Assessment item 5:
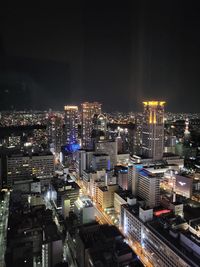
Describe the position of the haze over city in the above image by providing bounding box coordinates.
[1,1,200,112]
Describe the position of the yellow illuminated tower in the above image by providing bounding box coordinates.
[81,102,102,148]
[142,101,165,160]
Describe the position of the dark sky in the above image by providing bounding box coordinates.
[0,1,200,112]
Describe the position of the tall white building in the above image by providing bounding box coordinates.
[137,169,160,208]
[142,101,165,160]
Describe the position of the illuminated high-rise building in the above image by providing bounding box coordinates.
[64,105,79,145]
[142,101,165,160]
[48,114,63,154]
[93,113,107,133]
[81,102,101,148]
[184,118,190,142]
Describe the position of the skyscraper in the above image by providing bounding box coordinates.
[64,105,79,145]
[81,102,101,148]
[93,113,107,133]
[142,101,165,160]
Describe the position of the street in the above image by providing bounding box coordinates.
[76,178,153,267]
[0,191,10,267]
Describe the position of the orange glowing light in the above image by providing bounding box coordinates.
[153,111,156,124]
[143,101,166,107]
[149,111,152,123]
[64,105,78,110]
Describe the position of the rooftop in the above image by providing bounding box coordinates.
[147,220,200,267]
[116,189,135,201]
[8,151,53,158]
[52,177,80,192]
[122,203,140,216]
[79,224,123,248]
[75,196,93,208]
[93,153,109,157]
[138,169,156,178]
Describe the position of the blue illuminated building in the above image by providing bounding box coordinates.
[64,143,80,153]
[64,105,79,145]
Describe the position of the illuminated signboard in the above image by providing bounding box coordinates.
[64,143,80,153]
[175,174,193,198]
[154,209,171,217]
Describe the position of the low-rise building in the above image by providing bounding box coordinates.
[97,184,119,209]
[74,196,95,224]
[50,177,80,218]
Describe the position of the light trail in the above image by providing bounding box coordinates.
[76,178,153,267]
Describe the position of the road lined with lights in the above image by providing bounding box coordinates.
[0,191,10,267]
[94,201,153,267]
[76,178,153,267]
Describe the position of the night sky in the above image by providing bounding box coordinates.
[0,1,200,112]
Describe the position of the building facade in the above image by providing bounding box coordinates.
[64,105,79,145]
[137,169,160,208]
[142,101,165,160]
[81,102,101,148]
[6,153,54,186]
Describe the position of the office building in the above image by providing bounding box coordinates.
[117,165,128,190]
[81,102,101,148]
[95,139,117,168]
[93,113,107,132]
[116,165,135,191]
[137,169,160,208]
[63,105,79,145]
[75,149,95,177]
[74,196,95,224]
[75,150,86,177]
[131,163,143,195]
[42,238,62,267]
[142,101,165,160]
[121,203,144,243]
[134,113,143,155]
[50,178,80,217]
[97,184,119,209]
[47,114,64,155]
[91,153,110,171]
[114,190,136,214]
[164,135,177,154]
[120,200,200,267]
[86,170,106,200]
[143,220,200,267]
[6,152,54,186]
[82,169,106,194]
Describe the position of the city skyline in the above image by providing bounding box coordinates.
[1,2,200,267]
[1,97,200,267]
